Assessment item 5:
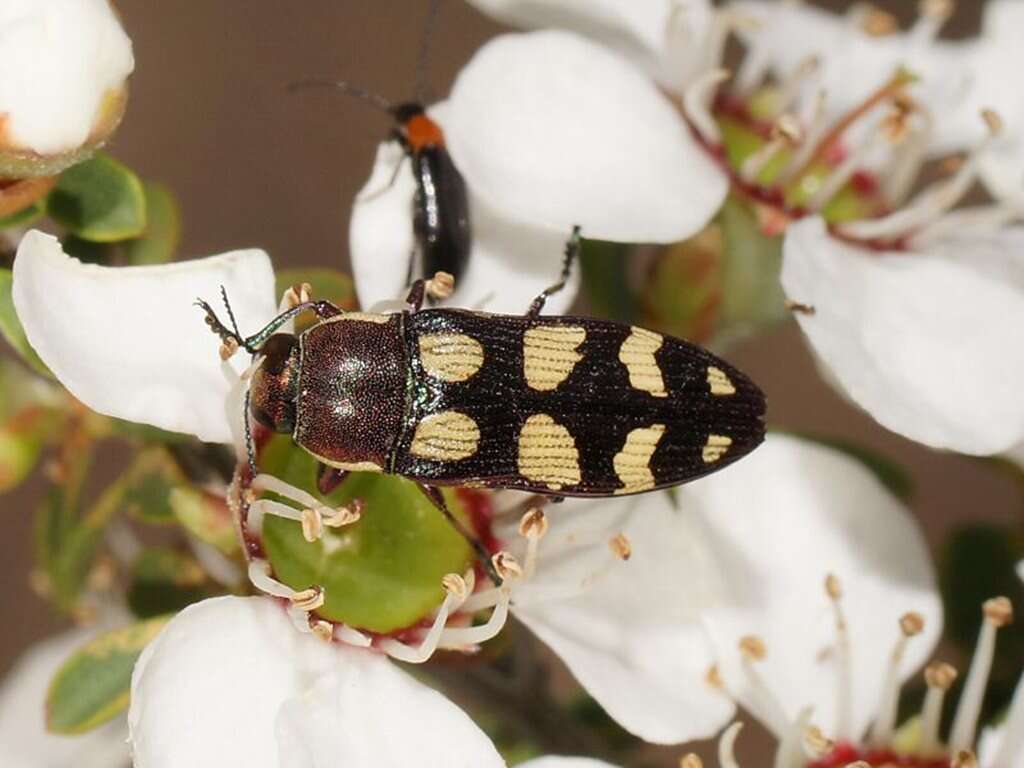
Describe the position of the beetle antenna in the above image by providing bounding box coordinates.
[195,295,255,355]
[220,286,244,341]
[287,78,394,115]
[414,0,443,105]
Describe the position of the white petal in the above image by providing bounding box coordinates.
[511,493,734,745]
[0,628,128,768]
[350,132,580,315]
[13,230,277,443]
[445,31,726,243]
[781,217,1024,455]
[698,435,940,740]
[129,596,501,768]
[730,1,977,152]
[275,653,503,768]
[0,0,134,154]
[518,758,619,768]
[465,0,670,64]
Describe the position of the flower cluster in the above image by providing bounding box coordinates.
[1,1,1023,767]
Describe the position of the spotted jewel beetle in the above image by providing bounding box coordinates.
[198,230,766,585]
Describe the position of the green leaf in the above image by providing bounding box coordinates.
[124,183,181,265]
[579,239,636,323]
[47,616,169,734]
[128,548,218,618]
[260,435,472,633]
[47,153,147,242]
[0,268,53,377]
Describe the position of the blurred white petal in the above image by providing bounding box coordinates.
[445,31,727,243]
[350,135,579,315]
[781,217,1024,455]
[511,493,734,745]
[0,0,133,154]
[699,434,940,740]
[129,596,502,768]
[12,230,276,443]
[0,628,128,768]
[518,758,619,768]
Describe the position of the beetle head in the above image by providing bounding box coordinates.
[250,333,300,434]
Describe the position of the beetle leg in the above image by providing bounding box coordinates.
[406,279,427,311]
[417,484,504,586]
[316,463,349,495]
[526,225,581,318]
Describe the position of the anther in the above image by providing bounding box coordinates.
[492,551,523,581]
[860,7,898,36]
[706,664,725,689]
[679,754,704,768]
[900,611,925,636]
[219,337,239,361]
[825,572,842,600]
[426,271,455,300]
[740,635,766,661]
[442,572,469,601]
[518,508,548,540]
[609,532,632,561]
[291,586,325,612]
[804,725,834,759]
[925,661,957,689]
[301,508,323,542]
[983,596,1013,626]
[845,762,872,768]
[283,282,313,309]
[311,620,334,643]
[920,0,953,21]
[952,750,978,768]
[785,299,816,315]
[982,108,1004,137]
[323,501,363,528]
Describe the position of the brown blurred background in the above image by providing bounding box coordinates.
[0,0,1016,764]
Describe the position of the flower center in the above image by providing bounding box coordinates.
[702,575,1019,768]
[677,2,1018,252]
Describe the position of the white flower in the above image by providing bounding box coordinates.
[0,0,133,158]
[10,232,938,748]
[0,628,128,768]
[127,596,504,768]
[349,29,727,313]
[497,433,939,745]
[471,0,1024,455]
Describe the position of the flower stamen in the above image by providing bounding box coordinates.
[379,571,471,663]
[949,596,1013,751]
[825,573,853,741]
[869,610,925,746]
[685,68,732,145]
[920,661,958,754]
[738,635,791,737]
[719,722,744,768]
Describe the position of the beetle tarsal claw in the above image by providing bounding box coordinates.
[291,586,325,612]
[426,271,455,300]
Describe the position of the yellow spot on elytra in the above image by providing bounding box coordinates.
[702,434,732,464]
[517,414,581,490]
[619,327,667,398]
[419,333,484,382]
[613,424,666,495]
[523,325,586,391]
[323,312,390,325]
[707,366,736,396]
[410,411,481,461]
